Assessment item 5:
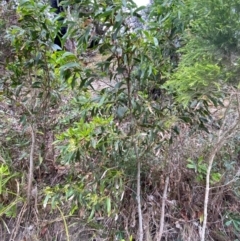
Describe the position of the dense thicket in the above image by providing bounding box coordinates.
[0,0,240,240]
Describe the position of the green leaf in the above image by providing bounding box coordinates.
[31,81,42,88]
[153,37,158,46]
[91,138,97,149]
[106,197,111,216]
[211,172,221,184]
[233,221,240,231]
[88,207,95,220]
[186,163,195,169]
[43,194,51,209]
[225,220,232,226]
[116,106,127,119]
[60,62,80,70]
[62,52,76,58]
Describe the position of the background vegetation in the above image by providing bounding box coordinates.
[0,0,240,240]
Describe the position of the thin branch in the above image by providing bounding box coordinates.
[157,175,169,241]
[10,203,27,241]
[27,124,35,204]
[201,92,240,241]
[135,142,143,241]
[57,205,70,241]
[125,54,143,241]
[209,177,240,190]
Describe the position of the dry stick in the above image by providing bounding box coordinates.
[27,125,35,204]
[10,203,27,241]
[201,94,240,241]
[157,175,169,241]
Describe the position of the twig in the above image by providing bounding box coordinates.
[209,176,240,190]
[10,202,27,241]
[157,176,169,241]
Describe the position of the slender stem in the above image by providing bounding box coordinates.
[135,142,143,241]
[201,94,239,240]
[126,76,143,241]
[57,205,70,241]
[157,176,169,241]
[27,124,35,204]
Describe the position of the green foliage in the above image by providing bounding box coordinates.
[225,212,240,234]
[4,0,63,112]
[0,164,20,218]
[56,115,117,163]
[46,1,185,235]
[166,62,221,106]
[43,167,124,220]
[184,0,240,54]
[1,0,240,239]
[164,0,240,106]
[0,164,16,195]
[1,0,77,217]
[187,157,221,184]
